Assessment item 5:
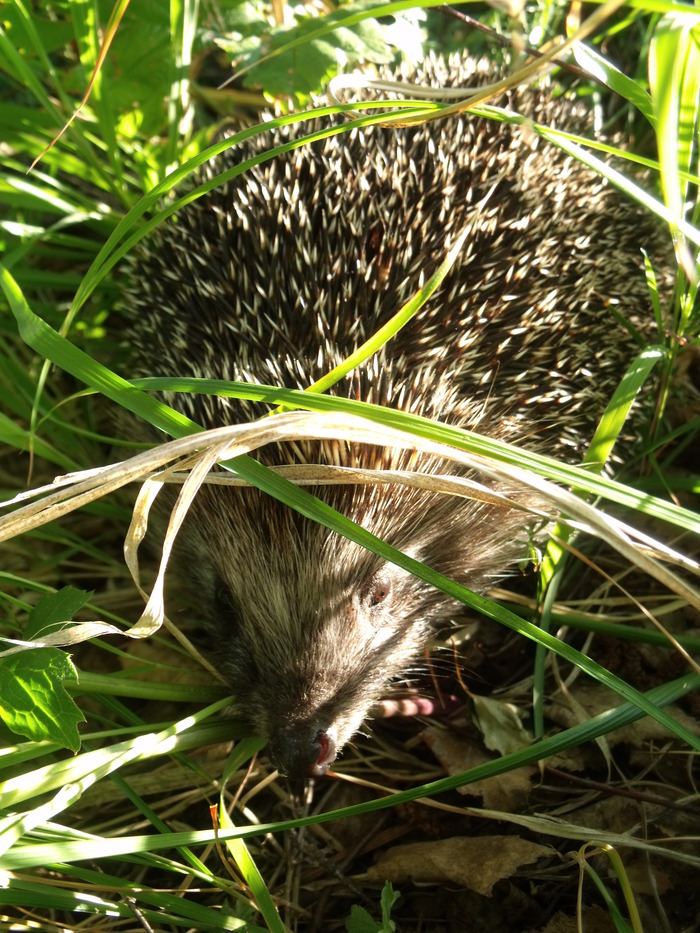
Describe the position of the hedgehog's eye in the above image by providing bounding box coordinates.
[365,574,392,609]
[213,580,241,630]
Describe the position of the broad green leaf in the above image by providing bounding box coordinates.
[0,647,83,750]
[25,586,92,639]
[228,3,419,102]
[346,904,381,933]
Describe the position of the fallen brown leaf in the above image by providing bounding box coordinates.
[422,726,533,811]
[367,835,551,895]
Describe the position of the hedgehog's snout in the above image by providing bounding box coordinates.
[267,725,338,778]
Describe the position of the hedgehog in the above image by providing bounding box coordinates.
[122,54,663,777]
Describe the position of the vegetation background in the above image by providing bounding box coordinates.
[0,0,698,931]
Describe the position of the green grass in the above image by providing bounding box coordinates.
[0,1,699,930]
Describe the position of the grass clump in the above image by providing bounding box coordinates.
[0,1,698,931]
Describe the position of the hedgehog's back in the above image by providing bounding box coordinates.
[124,55,661,468]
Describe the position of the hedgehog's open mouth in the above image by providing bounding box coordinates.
[310,729,337,777]
[267,725,338,777]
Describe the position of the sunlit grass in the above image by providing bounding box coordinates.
[0,0,698,930]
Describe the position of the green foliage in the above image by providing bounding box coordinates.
[346,883,400,932]
[0,588,88,750]
[0,647,82,750]
[23,585,92,641]
[0,0,698,930]
[214,0,419,103]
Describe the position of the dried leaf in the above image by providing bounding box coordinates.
[542,906,616,933]
[547,683,700,747]
[422,727,533,811]
[471,694,533,755]
[368,835,550,895]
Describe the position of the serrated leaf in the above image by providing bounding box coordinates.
[0,648,83,750]
[238,3,418,102]
[253,38,339,102]
[25,586,92,640]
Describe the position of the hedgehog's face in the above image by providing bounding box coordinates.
[178,470,527,777]
[183,488,434,777]
[204,545,429,777]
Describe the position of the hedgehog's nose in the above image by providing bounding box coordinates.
[267,726,337,777]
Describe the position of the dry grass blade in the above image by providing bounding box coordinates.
[1,410,698,657]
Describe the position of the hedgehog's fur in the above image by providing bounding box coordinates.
[123,54,662,776]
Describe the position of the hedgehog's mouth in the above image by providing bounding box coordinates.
[310,729,337,777]
[267,725,338,778]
